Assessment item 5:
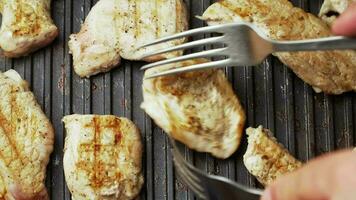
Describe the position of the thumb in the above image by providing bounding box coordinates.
[332,3,356,36]
[260,150,356,200]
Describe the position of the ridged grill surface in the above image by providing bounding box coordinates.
[0,0,354,199]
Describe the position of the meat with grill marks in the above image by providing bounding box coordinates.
[0,69,54,200]
[0,0,58,57]
[63,115,143,200]
[69,0,188,78]
[202,0,356,94]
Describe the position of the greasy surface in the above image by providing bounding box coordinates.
[1,0,356,199]
[63,115,143,200]
[141,59,245,159]
[68,0,188,77]
[319,0,356,25]
[0,70,54,199]
[202,0,356,94]
[244,126,302,186]
[0,0,58,57]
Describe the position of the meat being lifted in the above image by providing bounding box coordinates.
[0,70,54,199]
[69,0,188,78]
[141,59,246,159]
[202,0,356,94]
[0,0,58,57]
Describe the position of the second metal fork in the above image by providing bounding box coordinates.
[169,136,263,200]
[139,22,356,78]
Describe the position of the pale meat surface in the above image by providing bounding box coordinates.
[141,59,246,159]
[69,0,188,78]
[0,0,58,57]
[319,0,356,25]
[0,70,54,199]
[202,0,356,94]
[244,126,302,186]
[63,115,143,200]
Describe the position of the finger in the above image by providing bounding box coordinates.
[332,3,356,36]
[261,150,356,200]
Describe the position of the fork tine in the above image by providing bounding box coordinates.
[140,47,227,70]
[144,59,230,79]
[169,137,207,198]
[171,148,202,184]
[174,161,207,199]
[137,25,227,49]
[171,147,207,199]
[173,158,204,191]
[140,36,225,60]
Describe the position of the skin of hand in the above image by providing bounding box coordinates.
[260,150,356,200]
[332,3,356,36]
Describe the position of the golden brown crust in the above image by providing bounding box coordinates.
[63,115,143,200]
[0,70,54,200]
[244,126,302,186]
[202,0,356,94]
[141,59,246,159]
[0,0,58,57]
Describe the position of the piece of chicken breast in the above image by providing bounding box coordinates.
[63,115,144,200]
[0,69,54,199]
[0,0,58,57]
[69,0,188,78]
[141,59,246,159]
[319,0,356,25]
[244,126,302,186]
[202,0,356,94]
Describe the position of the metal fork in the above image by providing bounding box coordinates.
[168,136,263,200]
[139,22,356,79]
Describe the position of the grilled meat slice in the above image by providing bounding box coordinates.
[244,126,302,186]
[141,59,246,159]
[63,115,144,200]
[319,0,356,25]
[68,0,121,78]
[202,0,356,94]
[69,0,188,78]
[0,0,58,57]
[0,69,54,199]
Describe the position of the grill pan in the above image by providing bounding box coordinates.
[0,0,355,199]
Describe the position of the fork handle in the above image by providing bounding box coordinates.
[272,36,356,52]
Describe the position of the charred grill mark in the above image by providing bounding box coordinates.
[218,0,251,18]
[153,0,159,38]
[175,0,179,39]
[0,151,7,197]
[133,0,139,40]
[10,94,28,165]
[0,93,24,167]
[106,117,121,129]
[76,117,123,190]
[0,92,27,195]
[92,116,100,188]
[115,133,122,144]
[172,0,186,48]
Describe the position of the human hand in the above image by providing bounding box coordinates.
[332,3,356,36]
[260,150,356,200]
